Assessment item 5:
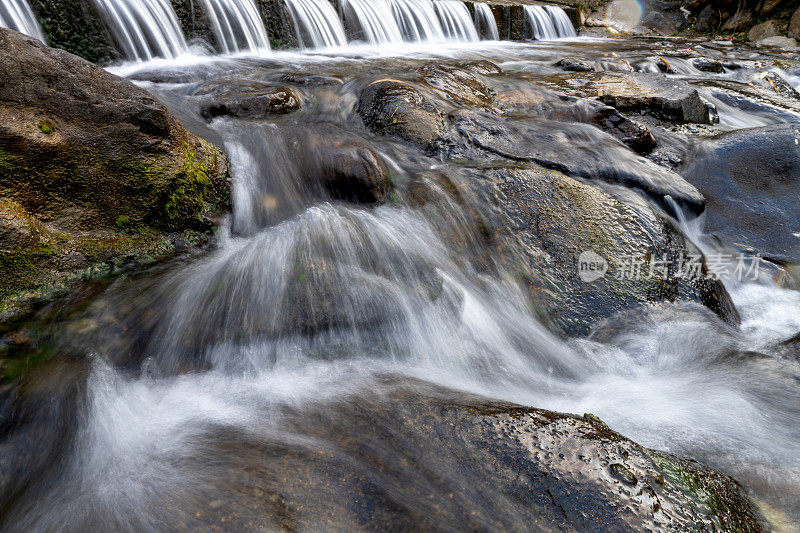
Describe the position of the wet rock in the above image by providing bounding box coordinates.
[590,107,657,154]
[200,85,301,120]
[0,29,229,319]
[596,57,634,72]
[447,110,704,213]
[300,126,392,204]
[556,57,595,72]
[596,73,712,124]
[169,380,765,531]
[681,124,800,263]
[748,19,783,42]
[419,64,495,108]
[755,36,798,49]
[436,165,737,336]
[357,79,446,149]
[757,72,800,99]
[454,59,502,75]
[610,463,638,485]
[692,57,724,73]
[280,74,343,85]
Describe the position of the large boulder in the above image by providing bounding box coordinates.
[0,29,229,319]
[791,7,800,39]
[426,165,737,336]
[748,19,783,42]
[681,124,800,263]
[596,73,712,124]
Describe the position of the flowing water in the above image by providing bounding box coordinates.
[284,0,347,49]
[473,2,499,41]
[91,0,188,60]
[200,0,270,53]
[523,5,576,40]
[0,0,44,41]
[3,36,800,531]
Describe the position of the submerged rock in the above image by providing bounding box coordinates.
[436,165,737,336]
[596,73,712,124]
[299,126,392,204]
[133,380,765,531]
[681,124,800,263]
[357,79,446,149]
[199,84,302,120]
[0,29,229,320]
[419,63,495,108]
[446,110,704,213]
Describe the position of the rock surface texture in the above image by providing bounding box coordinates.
[0,29,229,319]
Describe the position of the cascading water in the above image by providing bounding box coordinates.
[340,0,404,44]
[91,0,187,61]
[389,0,444,42]
[473,2,499,40]
[0,0,45,41]
[284,0,347,48]
[200,0,270,53]
[523,5,576,40]
[433,0,479,42]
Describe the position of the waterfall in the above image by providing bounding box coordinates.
[284,0,347,49]
[200,0,270,53]
[473,2,498,40]
[341,0,404,44]
[0,0,45,41]
[433,0,478,42]
[388,0,444,42]
[523,5,575,40]
[91,0,188,61]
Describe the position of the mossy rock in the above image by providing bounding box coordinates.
[0,29,230,322]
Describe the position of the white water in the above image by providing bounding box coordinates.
[524,5,576,40]
[341,0,404,44]
[201,0,270,53]
[285,0,347,48]
[473,2,498,41]
[389,0,444,42]
[0,0,45,41]
[433,0,478,42]
[91,0,187,61]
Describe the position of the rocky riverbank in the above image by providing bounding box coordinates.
[1,11,799,531]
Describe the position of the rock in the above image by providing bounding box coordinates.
[435,165,737,336]
[681,124,800,263]
[199,84,301,120]
[693,4,714,33]
[756,36,798,49]
[419,64,495,108]
[721,8,753,32]
[357,79,446,149]
[447,110,705,213]
[596,57,634,72]
[590,107,658,154]
[692,57,724,73]
[757,71,800,99]
[280,74,343,85]
[454,59,502,75]
[748,19,783,42]
[0,29,229,319]
[557,57,595,72]
[790,7,800,39]
[299,126,392,204]
[596,73,712,124]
